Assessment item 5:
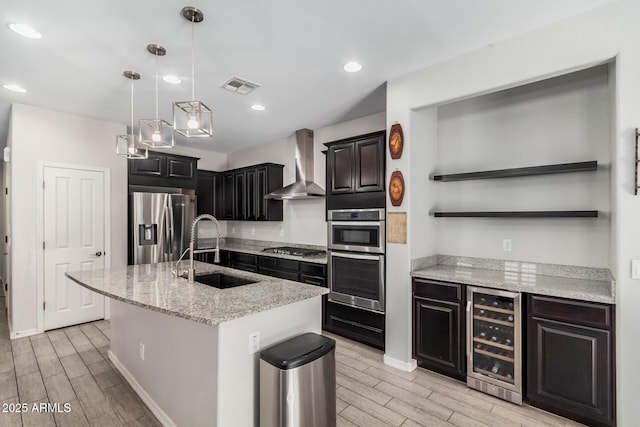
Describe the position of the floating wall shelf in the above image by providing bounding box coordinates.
[432,211,599,218]
[432,161,597,182]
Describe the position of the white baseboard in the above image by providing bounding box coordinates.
[11,328,38,339]
[108,351,176,427]
[383,354,418,372]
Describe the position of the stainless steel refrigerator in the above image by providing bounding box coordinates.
[130,192,196,265]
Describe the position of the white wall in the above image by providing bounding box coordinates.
[225,112,386,245]
[8,104,128,336]
[435,65,611,266]
[386,1,640,423]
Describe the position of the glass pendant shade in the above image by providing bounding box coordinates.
[173,100,212,137]
[116,70,148,159]
[116,134,148,159]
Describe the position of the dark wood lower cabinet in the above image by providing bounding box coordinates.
[527,295,615,427]
[412,279,466,381]
[324,301,385,350]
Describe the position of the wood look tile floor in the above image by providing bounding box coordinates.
[0,296,583,427]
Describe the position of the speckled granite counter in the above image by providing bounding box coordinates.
[197,238,328,264]
[66,261,328,325]
[411,256,615,304]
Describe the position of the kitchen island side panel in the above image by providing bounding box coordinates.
[217,296,322,427]
[110,300,219,427]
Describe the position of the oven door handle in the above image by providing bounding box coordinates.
[330,251,383,261]
[328,221,384,227]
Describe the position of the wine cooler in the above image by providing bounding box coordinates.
[467,286,522,405]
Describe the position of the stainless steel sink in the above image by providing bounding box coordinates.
[194,273,256,289]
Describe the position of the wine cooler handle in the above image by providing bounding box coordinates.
[466,300,472,358]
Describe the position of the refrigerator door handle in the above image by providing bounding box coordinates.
[167,197,175,257]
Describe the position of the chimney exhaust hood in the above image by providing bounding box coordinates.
[265,128,326,200]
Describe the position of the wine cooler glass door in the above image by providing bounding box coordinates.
[467,287,521,393]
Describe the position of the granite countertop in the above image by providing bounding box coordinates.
[197,238,328,265]
[412,258,615,304]
[66,261,328,326]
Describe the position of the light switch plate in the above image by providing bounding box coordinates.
[503,239,512,252]
[632,260,640,279]
[248,331,260,354]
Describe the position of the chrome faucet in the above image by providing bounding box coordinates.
[174,214,221,283]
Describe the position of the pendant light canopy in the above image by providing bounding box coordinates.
[116,71,148,159]
[173,6,213,138]
[139,44,174,148]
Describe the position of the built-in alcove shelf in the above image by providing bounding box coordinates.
[432,161,597,182]
[432,210,598,218]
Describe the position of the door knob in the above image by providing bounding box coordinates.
[94,251,102,257]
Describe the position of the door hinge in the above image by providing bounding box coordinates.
[42,181,45,189]
[43,241,45,250]
[43,302,45,310]
[4,188,7,195]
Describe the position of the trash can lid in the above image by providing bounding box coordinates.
[260,333,336,370]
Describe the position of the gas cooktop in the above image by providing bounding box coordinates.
[261,246,326,257]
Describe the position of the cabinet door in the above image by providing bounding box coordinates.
[220,173,235,220]
[196,171,215,216]
[527,316,613,426]
[256,167,268,221]
[413,297,465,381]
[246,168,258,221]
[234,171,247,220]
[129,153,166,181]
[354,135,384,193]
[328,143,355,194]
[166,155,196,180]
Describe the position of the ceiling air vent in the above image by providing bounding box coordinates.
[221,76,261,95]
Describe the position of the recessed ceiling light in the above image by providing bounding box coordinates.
[162,75,182,84]
[251,104,266,111]
[343,62,362,73]
[3,84,26,93]
[8,23,42,39]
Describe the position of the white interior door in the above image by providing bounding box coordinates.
[44,166,105,330]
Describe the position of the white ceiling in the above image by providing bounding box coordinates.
[0,0,615,153]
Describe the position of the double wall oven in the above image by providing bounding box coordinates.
[328,209,385,313]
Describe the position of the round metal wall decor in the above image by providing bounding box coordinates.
[389,170,405,207]
[389,123,404,160]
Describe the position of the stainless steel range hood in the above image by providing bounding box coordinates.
[265,128,326,200]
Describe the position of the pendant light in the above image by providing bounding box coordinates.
[173,6,213,138]
[139,44,174,148]
[116,71,148,159]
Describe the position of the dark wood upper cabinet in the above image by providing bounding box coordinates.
[527,294,615,427]
[325,131,386,209]
[128,151,198,189]
[220,172,235,220]
[196,170,219,216]
[234,170,247,220]
[328,143,355,194]
[412,279,466,381]
[219,163,283,221]
[355,137,384,192]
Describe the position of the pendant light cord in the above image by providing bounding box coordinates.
[155,52,159,119]
[130,76,134,135]
[191,14,195,101]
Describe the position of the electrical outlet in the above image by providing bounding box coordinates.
[632,260,640,279]
[232,227,236,234]
[279,226,284,237]
[139,343,145,361]
[248,331,260,354]
[503,239,512,252]
[251,227,255,235]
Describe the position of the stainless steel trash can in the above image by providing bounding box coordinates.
[260,333,336,427]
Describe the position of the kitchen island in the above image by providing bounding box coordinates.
[66,261,328,427]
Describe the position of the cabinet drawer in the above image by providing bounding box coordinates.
[258,267,299,281]
[257,256,277,269]
[231,262,257,273]
[413,279,464,302]
[229,252,257,266]
[300,274,326,288]
[324,301,384,350]
[300,262,326,277]
[277,258,299,272]
[529,295,612,329]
